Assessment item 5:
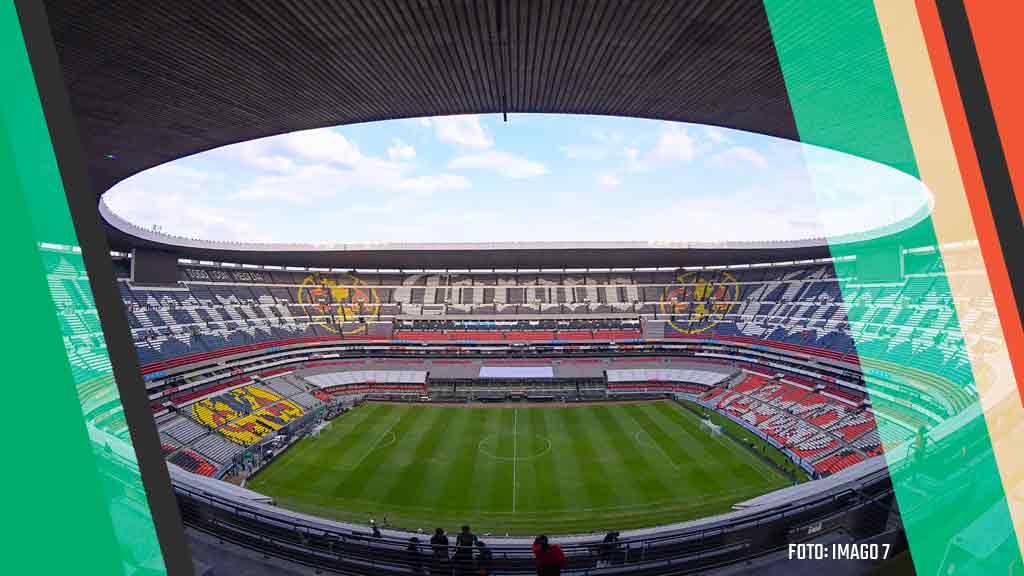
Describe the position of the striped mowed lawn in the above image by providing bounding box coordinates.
[247,400,789,535]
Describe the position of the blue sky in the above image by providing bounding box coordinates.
[104,114,932,244]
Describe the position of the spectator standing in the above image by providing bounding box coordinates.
[475,540,493,576]
[454,525,476,575]
[430,528,449,576]
[532,535,566,576]
[407,537,423,574]
[597,531,620,567]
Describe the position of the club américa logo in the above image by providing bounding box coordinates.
[297,273,380,335]
[659,271,741,334]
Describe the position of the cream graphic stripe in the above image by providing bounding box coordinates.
[875,0,1024,551]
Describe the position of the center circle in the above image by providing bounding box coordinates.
[477,432,552,461]
[634,430,659,448]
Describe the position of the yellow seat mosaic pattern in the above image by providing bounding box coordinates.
[191,385,304,445]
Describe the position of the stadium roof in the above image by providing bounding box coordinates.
[49,0,923,268]
[102,201,933,270]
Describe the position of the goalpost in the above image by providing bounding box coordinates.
[311,421,330,438]
[700,418,723,436]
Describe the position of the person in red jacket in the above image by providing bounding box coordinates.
[532,535,566,576]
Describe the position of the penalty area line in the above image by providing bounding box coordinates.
[344,419,400,471]
[633,430,681,472]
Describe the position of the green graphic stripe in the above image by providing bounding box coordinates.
[0,3,165,574]
[763,1,1020,575]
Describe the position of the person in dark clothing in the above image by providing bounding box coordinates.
[597,531,620,567]
[407,537,424,574]
[532,535,566,576]
[475,540,493,576]
[430,528,449,576]
[453,524,476,575]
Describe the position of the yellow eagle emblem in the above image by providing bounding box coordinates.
[659,271,740,334]
[297,273,380,335]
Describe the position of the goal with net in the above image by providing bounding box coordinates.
[700,418,723,436]
[311,421,330,438]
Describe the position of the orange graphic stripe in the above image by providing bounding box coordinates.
[962,0,1024,222]
[915,0,1024,405]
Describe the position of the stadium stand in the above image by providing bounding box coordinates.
[190,434,244,465]
[159,415,208,445]
[150,371,332,475]
[118,259,982,396]
[190,385,305,446]
[164,445,218,477]
[605,368,729,395]
[701,371,899,475]
[125,250,992,483]
[99,243,990,576]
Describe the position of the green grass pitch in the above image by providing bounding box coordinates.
[247,400,791,535]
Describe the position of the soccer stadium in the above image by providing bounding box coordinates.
[37,1,1024,575]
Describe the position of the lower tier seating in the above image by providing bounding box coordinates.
[189,385,305,446]
[708,372,898,476]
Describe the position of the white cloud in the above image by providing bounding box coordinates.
[621,124,700,172]
[652,124,697,162]
[104,165,268,242]
[704,126,729,145]
[562,129,626,161]
[231,164,345,205]
[624,146,645,172]
[596,172,620,190]
[387,138,417,161]
[216,140,295,173]
[593,129,625,145]
[223,128,440,205]
[213,128,377,174]
[561,144,608,161]
[641,184,825,242]
[279,128,364,165]
[249,155,295,172]
[448,150,547,178]
[397,173,471,194]
[711,146,768,168]
[422,115,493,149]
[230,159,464,205]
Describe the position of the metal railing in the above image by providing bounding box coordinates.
[174,467,895,575]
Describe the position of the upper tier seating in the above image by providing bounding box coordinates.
[119,257,993,392]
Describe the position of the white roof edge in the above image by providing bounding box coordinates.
[100,199,932,254]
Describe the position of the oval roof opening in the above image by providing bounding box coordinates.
[103,114,932,246]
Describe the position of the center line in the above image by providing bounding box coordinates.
[512,408,518,513]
